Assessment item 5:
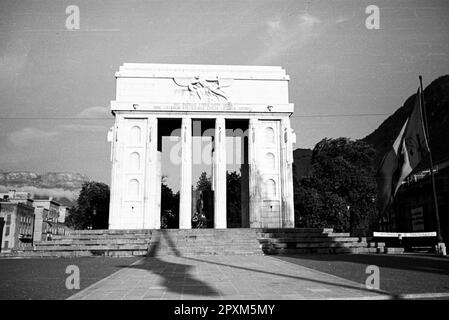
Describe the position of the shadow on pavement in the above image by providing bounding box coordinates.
[119,231,220,297]
[117,232,393,298]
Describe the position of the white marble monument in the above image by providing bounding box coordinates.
[108,63,296,229]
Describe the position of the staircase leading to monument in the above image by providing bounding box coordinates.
[12,230,152,257]
[257,228,385,255]
[6,228,388,258]
[147,229,263,256]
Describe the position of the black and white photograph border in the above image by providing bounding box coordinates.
[0,0,449,308]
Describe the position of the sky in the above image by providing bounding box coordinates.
[1,0,449,186]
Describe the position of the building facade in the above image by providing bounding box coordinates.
[108,63,296,230]
[32,199,67,240]
[0,202,35,252]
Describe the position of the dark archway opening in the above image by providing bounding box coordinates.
[158,119,181,229]
[192,119,215,228]
[226,119,250,228]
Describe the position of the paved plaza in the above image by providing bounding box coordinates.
[2,253,449,300]
[67,255,389,300]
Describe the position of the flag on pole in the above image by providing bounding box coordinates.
[377,88,430,217]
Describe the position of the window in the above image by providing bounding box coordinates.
[265,179,276,198]
[265,152,276,171]
[6,215,11,225]
[129,152,141,171]
[130,125,142,144]
[128,179,140,197]
[5,226,10,236]
[264,127,275,144]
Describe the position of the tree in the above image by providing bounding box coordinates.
[161,177,179,229]
[66,181,110,230]
[295,138,378,235]
[196,172,212,192]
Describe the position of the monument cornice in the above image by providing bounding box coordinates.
[115,63,290,81]
[110,101,294,114]
[115,73,290,81]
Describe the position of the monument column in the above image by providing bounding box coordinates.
[214,117,227,229]
[280,117,295,228]
[108,118,120,229]
[144,117,160,229]
[179,117,192,229]
[248,118,261,228]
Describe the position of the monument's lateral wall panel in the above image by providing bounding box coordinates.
[108,63,296,230]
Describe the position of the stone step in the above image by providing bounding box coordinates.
[35,239,149,246]
[258,237,365,243]
[150,240,260,244]
[66,229,152,235]
[263,247,382,255]
[367,242,386,248]
[11,250,148,258]
[33,244,149,251]
[257,228,334,233]
[150,245,262,252]
[384,247,405,254]
[150,249,263,256]
[151,232,259,238]
[53,233,152,240]
[152,229,259,234]
[157,238,262,242]
[257,232,350,238]
[261,241,368,249]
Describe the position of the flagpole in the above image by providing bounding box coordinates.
[419,75,446,255]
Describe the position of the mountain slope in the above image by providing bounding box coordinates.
[363,75,449,168]
[0,171,90,206]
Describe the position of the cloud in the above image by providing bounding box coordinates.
[56,106,111,133]
[0,38,30,83]
[9,128,58,147]
[77,106,109,118]
[299,13,321,28]
[335,16,351,24]
[7,120,109,149]
[254,13,322,64]
[0,185,77,202]
[57,124,109,133]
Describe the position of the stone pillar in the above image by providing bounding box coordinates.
[144,117,160,229]
[108,121,119,229]
[108,116,124,229]
[248,118,261,228]
[179,118,192,229]
[240,137,250,228]
[214,117,227,229]
[280,117,295,228]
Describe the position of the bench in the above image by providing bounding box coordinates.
[372,232,437,252]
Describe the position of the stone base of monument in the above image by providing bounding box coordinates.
[7,228,397,258]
